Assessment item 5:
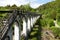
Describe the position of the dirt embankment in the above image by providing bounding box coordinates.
[41,28,60,40]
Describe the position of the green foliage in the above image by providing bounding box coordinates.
[19,4,36,12]
[40,19,46,26]
[50,26,60,37]
[57,21,60,26]
[46,19,54,27]
[31,37,37,40]
[0,0,60,39]
[36,0,60,38]
[0,7,10,10]
[36,0,60,26]
[56,13,60,21]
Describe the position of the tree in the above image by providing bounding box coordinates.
[11,4,17,9]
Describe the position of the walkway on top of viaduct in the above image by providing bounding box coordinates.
[0,10,42,40]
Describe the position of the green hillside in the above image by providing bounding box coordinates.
[0,0,60,40]
[36,0,60,39]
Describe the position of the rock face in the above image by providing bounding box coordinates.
[41,28,58,40]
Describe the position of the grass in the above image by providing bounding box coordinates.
[30,31,37,36]
[57,21,60,26]
[33,28,38,31]
[31,37,37,40]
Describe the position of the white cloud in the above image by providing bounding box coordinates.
[0,0,53,8]
[30,3,42,8]
[0,0,29,6]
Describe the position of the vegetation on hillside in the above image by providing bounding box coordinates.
[36,0,60,39]
[0,0,60,40]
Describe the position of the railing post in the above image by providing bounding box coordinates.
[14,15,20,40]
[14,21,19,40]
[32,17,35,25]
[31,17,33,28]
[17,15,21,40]
[22,18,27,36]
[27,17,31,31]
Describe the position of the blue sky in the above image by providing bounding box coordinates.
[0,0,53,8]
